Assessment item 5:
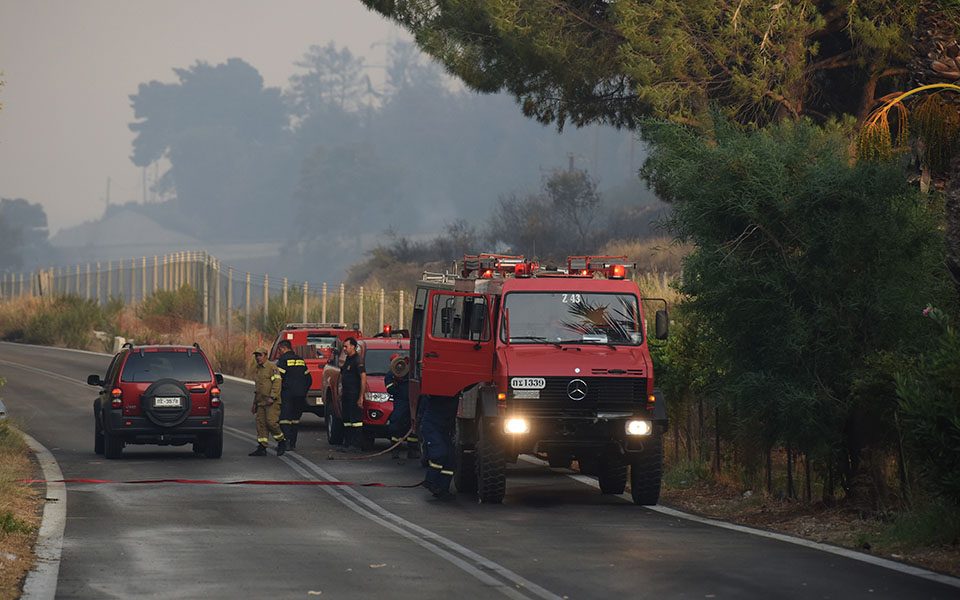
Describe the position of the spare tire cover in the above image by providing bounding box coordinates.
[141,378,191,428]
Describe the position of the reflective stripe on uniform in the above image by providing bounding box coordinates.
[344,421,363,428]
[290,419,300,425]
[429,461,443,470]
[257,437,269,443]
[290,359,306,366]
[279,419,293,425]
[440,470,454,476]
[406,436,419,442]
[271,374,281,381]
[273,433,286,441]
[277,367,286,373]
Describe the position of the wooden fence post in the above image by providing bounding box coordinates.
[339,283,345,324]
[227,267,234,336]
[203,254,210,326]
[358,286,365,333]
[214,259,221,328]
[244,272,251,335]
[378,288,385,331]
[302,282,309,322]
[399,290,405,329]
[263,274,270,323]
[321,283,328,323]
[282,277,288,308]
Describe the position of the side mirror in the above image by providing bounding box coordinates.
[469,306,486,335]
[440,307,453,334]
[87,374,104,387]
[655,309,669,340]
[215,373,224,385]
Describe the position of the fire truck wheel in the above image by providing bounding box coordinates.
[453,419,477,494]
[547,454,572,469]
[476,419,506,504]
[597,453,628,495]
[326,410,345,446]
[630,435,664,506]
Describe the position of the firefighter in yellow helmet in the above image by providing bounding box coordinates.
[249,347,286,456]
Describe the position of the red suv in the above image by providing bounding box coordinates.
[89,344,225,459]
[323,331,409,450]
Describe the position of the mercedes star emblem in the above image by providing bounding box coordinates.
[567,378,588,401]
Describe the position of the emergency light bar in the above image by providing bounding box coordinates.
[283,323,351,330]
[566,256,636,279]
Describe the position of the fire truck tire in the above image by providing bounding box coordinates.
[630,435,663,506]
[453,420,477,494]
[598,453,628,495]
[326,409,345,445]
[547,454,572,469]
[476,420,506,504]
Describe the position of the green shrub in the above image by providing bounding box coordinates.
[896,307,960,505]
[21,296,104,348]
[137,285,201,331]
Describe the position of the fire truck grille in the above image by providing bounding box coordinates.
[514,377,646,418]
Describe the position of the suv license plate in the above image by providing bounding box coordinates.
[154,397,182,408]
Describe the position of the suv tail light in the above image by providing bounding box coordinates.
[110,388,123,408]
[210,387,221,408]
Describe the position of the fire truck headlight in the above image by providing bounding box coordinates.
[626,420,652,436]
[504,417,530,434]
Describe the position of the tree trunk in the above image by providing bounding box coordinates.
[698,397,705,463]
[765,447,773,495]
[713,404,721,475]
[804,453,812,503]
[945,153,960,304]
[786,443,795,500]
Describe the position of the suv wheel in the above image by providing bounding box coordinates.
[326,405,344,445]
[104,430,124,459]
[203,431,223,459]
[94,410,104,455]
[141,378,191,428]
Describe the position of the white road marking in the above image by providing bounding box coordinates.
[21,433,67,600]
[223,426,561,600]
[519,455,960,590]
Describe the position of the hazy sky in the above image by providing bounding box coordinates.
[0,0,408,233]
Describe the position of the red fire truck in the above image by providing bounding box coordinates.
[270,323,361,417]
[409,254,668,504]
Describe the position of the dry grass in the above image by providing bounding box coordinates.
[600,236,692,274]
[0,419,41,600]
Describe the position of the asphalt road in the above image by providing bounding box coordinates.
[1,342,957,599]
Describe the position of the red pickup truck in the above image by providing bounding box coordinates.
[269,323,361,417]
[322,330,409,450]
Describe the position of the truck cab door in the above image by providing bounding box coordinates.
[418,290,494,397]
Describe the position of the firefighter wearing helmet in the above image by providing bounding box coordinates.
[385,353,419,460]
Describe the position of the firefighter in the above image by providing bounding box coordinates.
[385,354,419,460]
[339,337,367,452]
[276,339,311,449]
[249,347,286,456]
[420,395,457,498]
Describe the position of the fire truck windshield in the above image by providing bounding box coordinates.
[501,292,643,346]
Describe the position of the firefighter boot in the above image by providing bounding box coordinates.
[276,440,288,457]
[249,445,267,457]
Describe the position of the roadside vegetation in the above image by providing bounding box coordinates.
[0,378,41,599]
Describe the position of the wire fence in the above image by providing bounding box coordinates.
[0,251,413,336]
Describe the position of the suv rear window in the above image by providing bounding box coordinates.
[120,352,211,383]
[307,335,338,348]
[364,349,409,376]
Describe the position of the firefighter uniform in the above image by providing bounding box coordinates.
[340,351,365,449]
[251,349,285,456]
[277,348,311,449]
[420,394,457,497]
[385,368,418,458]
